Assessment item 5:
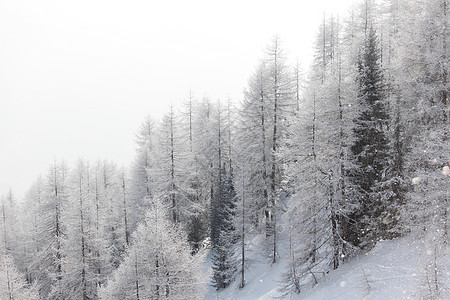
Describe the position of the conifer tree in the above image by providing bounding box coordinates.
[129,115,156,231]
[402,1,449,295]
[180,93,209,252]
[32,160,70,299]
[211,165,238,290]
[239,61,271,231]
[99,195,207,300]
[21,177,45,284]
[0,254,40,300]
[347,26,391,249]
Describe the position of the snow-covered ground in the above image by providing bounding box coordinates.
[206,233,287,299]
[206,234,450,299]
[302,235,449,300]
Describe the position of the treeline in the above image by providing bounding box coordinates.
[1,0,448,299]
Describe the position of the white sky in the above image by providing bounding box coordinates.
[0,0,354,198]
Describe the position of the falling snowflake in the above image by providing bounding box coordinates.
[442,165,450,176]
[412,177,421,185]
[340,281,347,288]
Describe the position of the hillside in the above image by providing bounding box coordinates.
[207,234,450,299]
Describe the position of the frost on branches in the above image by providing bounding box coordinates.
[99,195,207,300]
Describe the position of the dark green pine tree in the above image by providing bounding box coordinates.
[347,26,392,250]
[212,165,237,290]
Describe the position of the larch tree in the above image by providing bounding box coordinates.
[154,105,191,225]
[238,37,294,263]
[129,115,156,231]
[239,61,271,232]
[401,0,449,297]
[0,252,40,300]
[209,101,232,248]
[99,195,207,300]
[1,193,40,299]
[280,15,354,295]
[189,97,232,250]
[264,38,294,262]
[90,160,117,289]
[21,177,45,284]
[0,191,20,266]
[33,160,70,299]
[119,167,131,247]
[100,160,127,269]
[62,159,96,299]
[180,92,209,251]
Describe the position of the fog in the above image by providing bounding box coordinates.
[0,0,353,197]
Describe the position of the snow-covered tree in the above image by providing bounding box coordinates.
[238,61,271,232]
[279,15,356,295]
[211,165,238,290]
[153,106,192,225]
[347,26,392,249]
[181,96,212,251]
[99,195,207,299]
[1,192,40,299]
[65,160,93,299]
[0,254,40,300]
[129,115,156,231]
[238,36,295,263]
[0,191,20,265]
[29,160,70,299]
[21,177,46,284]
[400,1,449,296]
[264,37,295,263]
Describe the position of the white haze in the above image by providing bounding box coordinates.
[0,0,354,198]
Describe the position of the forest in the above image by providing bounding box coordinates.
[1,0,448,299]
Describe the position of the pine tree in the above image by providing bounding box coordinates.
[211,165,238,290]
[347,26,391,249]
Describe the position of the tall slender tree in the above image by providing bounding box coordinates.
[211,165,238,290]
[129,115,156,231]
[347,26,391,249]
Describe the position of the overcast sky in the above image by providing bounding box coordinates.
[0,0,354,198]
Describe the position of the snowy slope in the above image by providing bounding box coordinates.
[206,234,450,299]
[206,234,287,299]
[302,235,450,300]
